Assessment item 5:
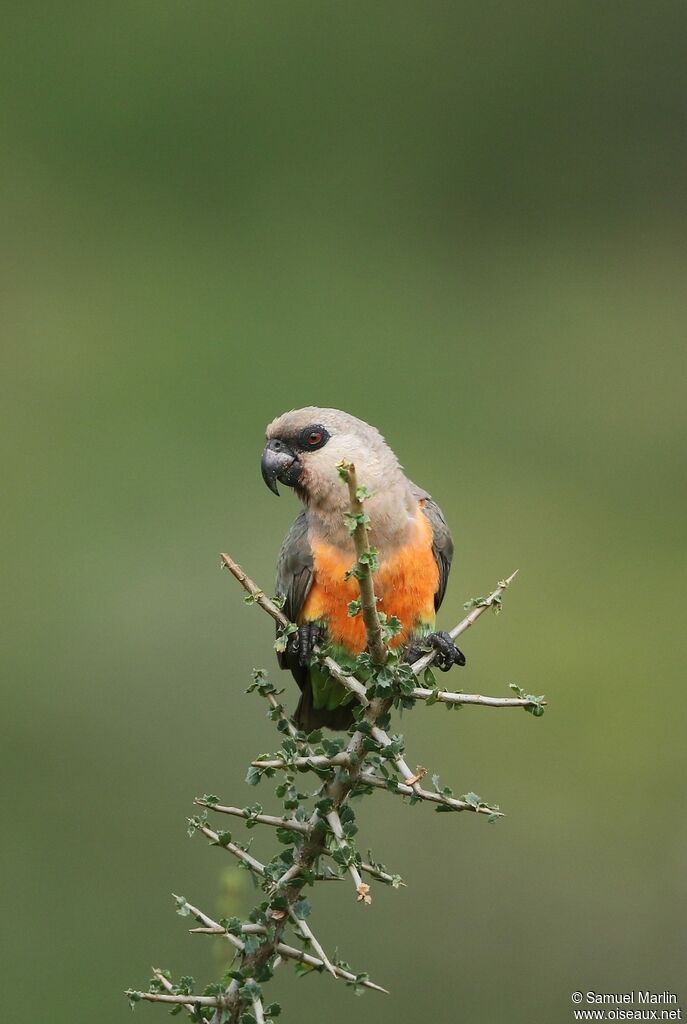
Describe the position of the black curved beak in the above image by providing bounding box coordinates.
[261,439,300,496]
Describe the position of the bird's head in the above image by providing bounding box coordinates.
[261,407,403,508]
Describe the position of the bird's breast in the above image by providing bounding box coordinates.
[300,505,438,654]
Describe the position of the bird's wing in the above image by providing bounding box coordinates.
[411,483,454,611]
[275,510,313,681]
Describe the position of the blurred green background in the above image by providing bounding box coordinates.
[3,3,686,1022]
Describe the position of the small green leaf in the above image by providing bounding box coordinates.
[125,990,141,1010]
[343,510,371,534]
[423,667,436,688]
[174,896,190,917]
[292,897,312,920]
[274,621,298,653]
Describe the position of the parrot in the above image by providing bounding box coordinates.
[260,407,465,731]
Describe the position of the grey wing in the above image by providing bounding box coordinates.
[275,510,313,676]
[411,482,454,611]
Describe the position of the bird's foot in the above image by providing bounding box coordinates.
[405,631,466,672]
[288,622,327,666]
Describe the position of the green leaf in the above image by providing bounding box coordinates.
[174,896,190,916]
[383,615,402,638]
[125,990,141,1009]
[294,959,318,977]
[321,737,346,755]
[357,548,379,572]
[343,510,371,534]
[423,667,436,687]
[274,622,297,653]
[509,682,546,716]
[292,897,312,919]
[464,594,501,613]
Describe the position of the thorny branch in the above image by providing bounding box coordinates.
[128,471,544,1022]
[337,460,387,666]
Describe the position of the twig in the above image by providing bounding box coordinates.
[410,570,519,677]
[184,902,388,993]
[127,991,226,1009]
[195,799,311,834]
[195,819,381,990]
[196,823,267,877]
[321,656,369,704]
[370,725,423,793]
[287,908,337,977]
[196,798,395,884]
[252,753,351,770]
[129,971,241,1018]
[252,994,266,1024]
[265,691,301,739]
[221,553,290,627]
[358,771,503,816]
[147,970,205,1022]
[173,895,244,952]
[338,461,387,666]
[221,552,369,702]
[410,687,546,709]
[325,809,364,893]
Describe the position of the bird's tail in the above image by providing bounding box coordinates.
[293,687,355,732]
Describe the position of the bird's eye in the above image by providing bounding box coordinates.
[298,424,329,450]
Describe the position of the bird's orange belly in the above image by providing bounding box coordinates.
[300,512,438,654]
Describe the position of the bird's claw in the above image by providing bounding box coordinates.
[405,630,466,672]
[288,623,326,666]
